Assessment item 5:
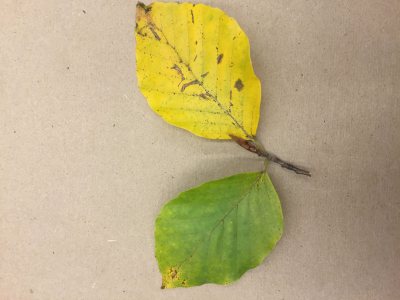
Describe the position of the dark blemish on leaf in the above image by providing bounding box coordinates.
[193,54,197,62]
[195,40,198,45]
[149,27,160,40]
[234,79,244,91]
[233,36,237,40]
[136,28,147,37]
[201,72,209,78]
[301,73,304,77]
[217,53,224,64]
[191,9,194,24]
[171,64,185,85]
[229,90,233,112]
[199,93,208,100]
[82,10,86,14]
[66,66,70,70]
[30,289,34,294]
[168,268,178,279]
[181,79,200,92]
[137,2,151,13]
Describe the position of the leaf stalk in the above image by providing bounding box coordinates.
[229,134,311,177]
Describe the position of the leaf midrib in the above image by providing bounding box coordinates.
[175,173,263,273]
[138,17,252,139]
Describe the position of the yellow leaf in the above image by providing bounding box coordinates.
[136,2,261,139]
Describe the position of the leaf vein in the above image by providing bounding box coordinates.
[176,173,263,271]
[147,23,252,138]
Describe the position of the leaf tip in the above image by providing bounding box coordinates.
[161,267,182,289]
[136,1,151,23]
[136,1,151,12]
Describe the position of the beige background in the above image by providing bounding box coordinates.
[1,0,399,299]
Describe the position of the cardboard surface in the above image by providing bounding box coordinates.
[1,0,399,299]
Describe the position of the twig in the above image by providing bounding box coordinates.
[229,134,311,177]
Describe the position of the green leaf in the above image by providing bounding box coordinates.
[155,172,283,288]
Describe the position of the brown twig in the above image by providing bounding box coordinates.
[229,134,311,177]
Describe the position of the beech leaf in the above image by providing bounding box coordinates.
[136,2,261,139]
[155,172,283,288]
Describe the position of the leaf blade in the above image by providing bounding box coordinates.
[136,2,261,139]
[155,172,283,288]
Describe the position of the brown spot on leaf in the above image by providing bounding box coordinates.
[149,26,160,41]
[217,53,224,64]
[191,9,194,24]
[234,79,244,91]
[199,93,208,100]
[229,90,233,112]
[136,2,151,23]
[168,267,179,280]
[171,64,185,85]
[136,2,156,34]
[181,79,200,92]
[136,2,151,13]
[201,72,209,78]
[136,30,147,37]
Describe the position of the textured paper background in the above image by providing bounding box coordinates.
[1,0,399,299]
